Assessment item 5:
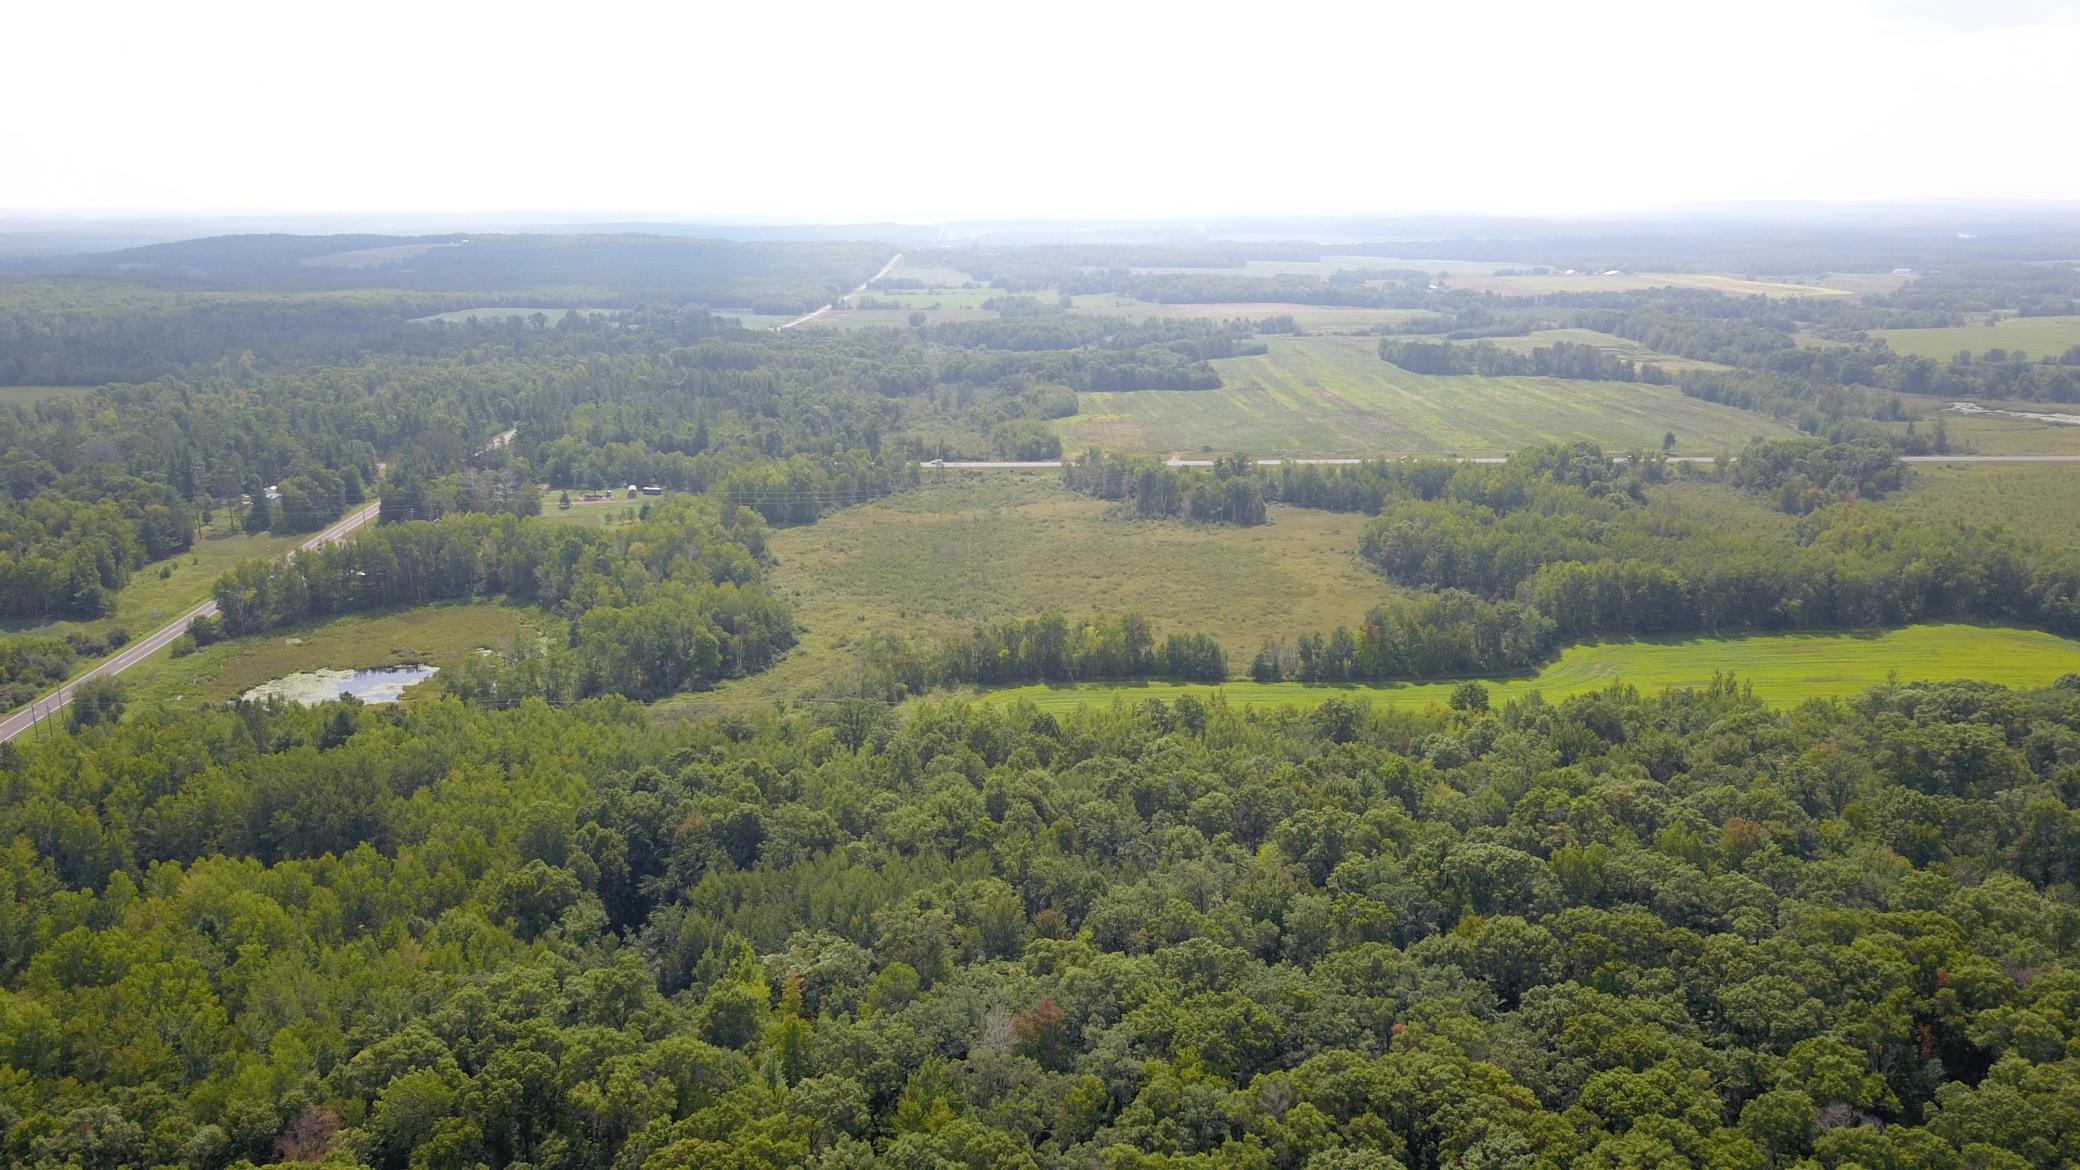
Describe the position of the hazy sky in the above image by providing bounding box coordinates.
[7,0,2078,221]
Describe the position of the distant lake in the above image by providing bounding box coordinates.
[241,665,438,705]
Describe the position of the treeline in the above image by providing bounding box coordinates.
[0,477,194,617]
[855,611,1228,698]
[13,672,2080,1167]
[1062,450,1266,525]
[935,345,1221,391]
[212,498,792,700]
[926,314,1274,360]
[1378,337,1666,383]
[0,626,133,712]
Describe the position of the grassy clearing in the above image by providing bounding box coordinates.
[1477,328,1731,372]
[982,624,2080,713]
[1128,257,1521,278]
[883,261,976,285]
[1056,334,1796,457]
[807,307,997,329]
[409,306,617,324]
[123,602,553,708]
[1070,298,1434,332]
[861,288,1022,309]
[716,311,803,330]
[682,476,1389,707]
[1883,462,2080,547]
[1869,315,2080,361]
[1450,272,1848,298]
[1875,396,2080,456]
[302,241,461,268]
[2,523,304,643]
[0,385,97,405]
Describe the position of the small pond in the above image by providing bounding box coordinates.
[241,665,438,705]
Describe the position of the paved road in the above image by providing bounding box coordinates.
[924,454,2080,471]
[778,253,905,330]
[0,500,383,745]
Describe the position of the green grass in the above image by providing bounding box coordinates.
[882,261,977,285]
[0,385,97,405]
[806,307,997,329]
[3,523,304,643]
[686,476,1390,706]
[1056,334,1797,457]
[1869,315,2080,361]
[1069,298,1435,333]
[1875,396,2080,456]
[1452,272,1850,298]
[982,624,2080,713]
[1477,328,1731,372]
[859,287,1026,309]
[1882,462,2080,547]
[123,602,553,708]
[409,306,617,324]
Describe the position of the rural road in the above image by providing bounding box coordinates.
[0,499,383,745]
[778,253,904,330]
[924,454,2080,471]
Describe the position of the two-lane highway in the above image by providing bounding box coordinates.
[778,253,904,330]
[0,499,383,745]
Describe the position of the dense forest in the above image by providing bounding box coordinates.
[8,678,2080,1168]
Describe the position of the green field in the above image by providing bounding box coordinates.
[1056,334,1796,456]
[677,476,1390,707]
[409,306,617,324]
[1451,272,1850,298]
[1070,298,1435,332]
[3,523,303,644]
[1884,461,2080,546]
[0,385,97,405]
[1869,315,2080,361]
[807,306,997,329]
[983,624,2080,713]
[1477,327,1731,371]
[881,261,977,285]
[859,287,1024,309]
[1876,396,2080,455]
[122,602,553,708]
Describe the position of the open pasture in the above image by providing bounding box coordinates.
[1055,334,1795,456]
[984,623,2080,713]
[1477,327,1731,371]
[1450,272,1849,298]
[682,476,1389,705]
[410,305,617,324]
[1869,315,2080,361]
[1070,297,1434,332]
[0,385,97,405]
[882,260,977,285]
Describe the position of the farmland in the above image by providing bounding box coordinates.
[673,475,1389,708]
[409,305,617,324]
[1879,396,2080,455]
[0,384,96,404]
[1476,327,1731,371]
[1069,296,1435,332]
[1055,334,1796,456]
[1447,271,1850,297]
[982,622,2080,713]
[1868,314,2080,360]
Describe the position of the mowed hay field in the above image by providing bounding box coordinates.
[1877,397,2080,456]
[1869,315,2080,360]
[0,385,97,405]
[984,624,2080,714]
[1056,334,1796,456]
[681,476,1390,706]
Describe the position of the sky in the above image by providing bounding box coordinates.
[5,0,2078,222]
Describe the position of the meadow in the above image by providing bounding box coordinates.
[1883,462,2080,546]
[1443,272,1848,297]
[2,521,302,645]
[1476,327,1731,371]
[676,475,1391,707]
[1056,334,1797,456]
[1877,396,2080,455]
[982,623,2080,713]
[1069,297,1435,332]
[409,305,617,324]
[1868,314,2080,360]
[0,384,97,404]
[120,601,553,708]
